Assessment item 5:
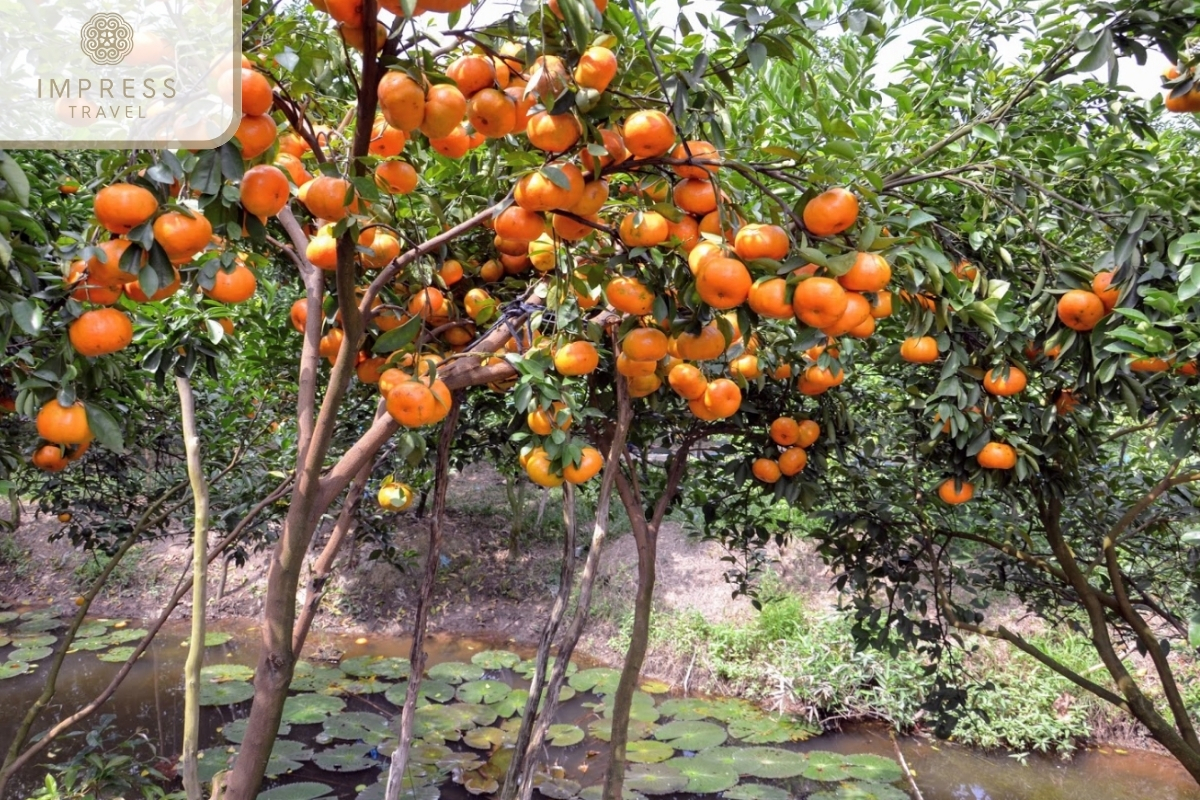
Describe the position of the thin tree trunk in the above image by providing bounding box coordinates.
[602,430,696,800]
[501,484,577,800]
[384,395,462,800]
[515,394,633,800]
[177,375,211,800]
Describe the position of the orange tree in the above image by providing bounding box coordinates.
[2,0,1200,795]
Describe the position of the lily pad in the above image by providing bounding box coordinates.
[457,679,511,705]
[184,631,234,647]
[17,618,64,633]
[313,743,376,773]
[625,739,675,763]
[595,691,659,723]
[19,608,62,620]
[0,661,33,679]
[69,637,111,651]
[665,754,738,793]
[355,779,439,800]
[463,726,511,750]
[727,715,818,744]
[104,628,149,645]
[0,634,9,647]
[426,661,484,684]
[470,649,520,669]
[197,746,236,784]
[281,693,346,724]
[0,611,18,624]
[385,679,456,706]
[530,771,579,800]
[657,698,716,721]
[730,746,808,779]
[324,675,392,696]
[200,680,256,706]
[578,788,648,800]
[461,769,501,796]
[807,783,909,800]
[842,753,904,783]
[409,742,452,764]
[256,782,334,800]
[322,712,390,742]
[546,724,584,747]
[341,655,410,680]
[271,740,315,763]
[802,750,851,782]
[224,718,291,744]
[11,634,56,648]
[589,717,657,743]
[97,646,139,663]
[290,663,346,693]
[723,784,791,800]
[9,646,52,662]
[653,720,727,751]
[412,702,482,741]
[74,623,108,639]
[490,688,529,718]
[639,679,671,694]
[569,666,622,694]
[623,763,688,795]
[514,656,577,679]
[202,664,255,683]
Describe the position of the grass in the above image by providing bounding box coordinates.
[0,534,29,575]
[595,578,1160,755]
[72,546,145,591]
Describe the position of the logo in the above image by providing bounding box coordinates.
[79,13,134,66]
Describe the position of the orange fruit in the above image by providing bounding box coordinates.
[37,399,91,445]
[617,353,657,377]
[124,267,181,302]
[687,240,724,275]
[1057,289,1105,331]
[515,170,573,212]
[205,262,257,303]
[554,340,600,375]
[438,259,464,286]
[869,290,893,319]
[688,397,720,420]
[838,252,891,292]
[552,213,597,241]
[794,419,820,448]
[464,287,495,319]
[467,88,517,138]
[529,55,570,100]
[32,444,69,472]
[446,53,496,97]
[235,114,277,159]
[94,184,158,234]
[752,458,781,484]
[69,308,132,357]
[505,85,537,133]
[619,211,669,247]
[1130,357,1171,373]
[571,180,609,216]
[303,176,354,222]
[899,336,939,364]
[983,365,1027,396]
[674,325,726,361]
[386,381,439,428]
[153,210,212,263]
[702,378,741,418]
[606,276,655,315]
[564,446,604,484]
[526,112,583,153]
[379,72,426,131]
[937,478,974,505]
[670,140,720,179]
[494,206,546,241]
[429,125,470,158]
[420,83,468,139]
[698,209,742,242]
[289,298,309,332]
[668,362,707,399]
[275,153,311,186]
[673,178,718,215]
[803,187,858,236]
[1091,271,1120,311]
[240,165,290,218]
[361,230,401,269]
[479,260,504,282]
[978,441,1017,470]
[581,128,627,173]
[820,291,870,337]
[695,256,751,310]
[769,417,800,446]
[623,110,676,158]
[666,214,700,252]
[1055,390,1079,414]
[734,224,789,261]
[574,47,618,93]
[408,286,449,322]
[627,373,662,398]
[527,402,571,435]
[306,234,339,270]
[367,117,407,157]
[375,161,419,194]
[792,277,848,328]
[623,328,668,361]
[778,447,807,476]
[525,447,564,488]
[66,260,123,305]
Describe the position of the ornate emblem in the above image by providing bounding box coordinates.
[79,13,134,66]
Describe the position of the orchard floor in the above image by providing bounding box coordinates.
[0,463,1186,759]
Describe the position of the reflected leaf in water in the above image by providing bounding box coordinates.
[470,649,520,669]
[254,781,334,800]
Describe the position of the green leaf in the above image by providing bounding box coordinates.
[971,123,999,145]
[11,299,42,335]
[0,153,31,207]
[86,403,125,454]
[1076,27,1112,73]
[374,314,422,353]
[1190,610,1200,649]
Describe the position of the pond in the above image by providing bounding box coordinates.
[1,609,1197,800]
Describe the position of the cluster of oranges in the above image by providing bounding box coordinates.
[1164,63,1200,113]
[750,416,822,483]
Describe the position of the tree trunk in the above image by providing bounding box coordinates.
[501,484,577,800]
[177,376,211,800]
[384,395,461,800]
[515,398,632,800]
